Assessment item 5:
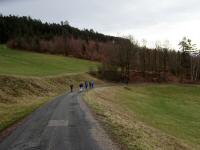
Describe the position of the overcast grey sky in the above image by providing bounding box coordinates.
[1,0,200,49]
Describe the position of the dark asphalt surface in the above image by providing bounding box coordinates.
[0,92,118,150]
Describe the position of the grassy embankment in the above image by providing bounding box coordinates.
[0,45,97,76]
[0,45,101,132]
[84,84,200,150]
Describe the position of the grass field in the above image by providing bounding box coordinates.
[84,84,200,150]
[0,44,101,133]
[0,45,98,76]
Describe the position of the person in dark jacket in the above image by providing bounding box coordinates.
[85,80,88,90]
[70,84,73,92]
[91,80,94,88]
[89,81,92,89]
[79,82,83,92]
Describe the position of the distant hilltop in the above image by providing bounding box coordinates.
[0,15,125,61]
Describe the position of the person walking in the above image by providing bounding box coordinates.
[70,84,73,92]
[79,82,83,92]
[89,81,92,89]
[91,80,94,88]
[85,80,88,90]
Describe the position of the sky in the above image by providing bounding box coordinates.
[0,0,200,49]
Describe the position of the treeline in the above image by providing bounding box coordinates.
[0,15,121,60]
[1,15,199,82]
[0,15,118,42]
[97,37,200,82]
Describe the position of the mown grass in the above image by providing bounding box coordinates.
[84,84,200,150]
[0,45,98,76]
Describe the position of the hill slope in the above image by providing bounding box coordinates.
[0,15,123,61]
[0,45,98,76]
[0,45,102,134]
[84,84,200,150]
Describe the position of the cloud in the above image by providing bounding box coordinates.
[0,0,200,48]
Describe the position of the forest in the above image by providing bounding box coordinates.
[98,37,200,83]
[0,15,200,82]
[0,15,122,60]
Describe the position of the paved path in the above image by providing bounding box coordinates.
[0,92,118,150]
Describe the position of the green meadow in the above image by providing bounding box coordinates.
[85,84,200,149]
[0,45,98,76]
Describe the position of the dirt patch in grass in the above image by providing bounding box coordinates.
[84,86,194,150]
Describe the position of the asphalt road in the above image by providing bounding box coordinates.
[0,92,118,150]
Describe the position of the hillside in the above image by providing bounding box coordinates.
[0,45,102,134]
[0,45,98,76]
[84,84,200,150]
[1,15,200,83]
[0,15,124,61]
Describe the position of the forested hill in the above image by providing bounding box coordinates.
[0,15,118,43]
[0,15,123,60]
[1,15,199,82]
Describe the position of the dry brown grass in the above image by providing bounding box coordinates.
[0,73,103,132]
[84,86,193,150]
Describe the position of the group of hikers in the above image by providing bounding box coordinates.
[69,80,94,92]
